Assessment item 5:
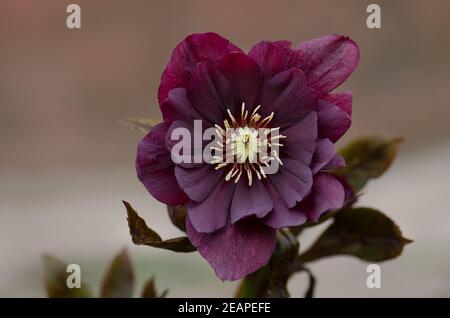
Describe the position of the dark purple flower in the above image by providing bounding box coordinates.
[136,33,359,280]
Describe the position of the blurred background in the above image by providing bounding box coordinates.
[1,0,449,297]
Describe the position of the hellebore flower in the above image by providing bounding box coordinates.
[136,33,359,280]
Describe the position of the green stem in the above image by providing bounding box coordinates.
[234,267,269,298]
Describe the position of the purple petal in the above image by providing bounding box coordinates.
[158,32,242,104]
[175,165,224,202]
[264,182,307,229]
[136,123,188,205]
[219,52,261,112]
[259,68,317,128]
[332,173,356,203]
[272,40,304,68]
[317,99,352,143]
[186,216,277,281]
[292,35,359,96]
[187,180,236,233]
[300,173,345,222]
[187,62,234,124]
[323,91,353,116]
[269,159,312,208]
[248,41,289,83]
[311,138,335,174]
[161,88,202,125]
[323,154,346,170]
[282,112,318,165]
[230,179,273,223]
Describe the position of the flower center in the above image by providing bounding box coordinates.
[211,103,286,186]
[231,126,259,163]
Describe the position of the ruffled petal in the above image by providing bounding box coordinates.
[292,35,359,96]
[248,41,289,83]
[136,123,188,205]
[268,159,312,208]
[259,68,317,128]
[219,52,261,112]
[187,180,236,233]
[311,138,335,174]
[264,181,307,229]
[158,32,241,103]
[323,91,353,116]
[323,154,346,170]
[281,112,317,165]
[230,179,273,223]
[175,165,224,202]
[187,62,234,124]
[271,40,305,69]
[317,99,352,143]
[332,174,356,203]
[186,216,277,281]
[300,173,345,222]
[161,88,201,125]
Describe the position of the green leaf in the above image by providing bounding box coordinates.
[141,276,169,298]
[100,249,134,298]
[123,201,196,252]
[42,254,92,298]
[119,117,156,134]
[167,205,187,232]
[297,207,412,263]
[336,136,402,192]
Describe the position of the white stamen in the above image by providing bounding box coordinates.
[227,109,238,126]
[247,168,253,186]
[234,171,242,183]
[270,135,287,140]
[211,103,284,186]
[259,112,274,127]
